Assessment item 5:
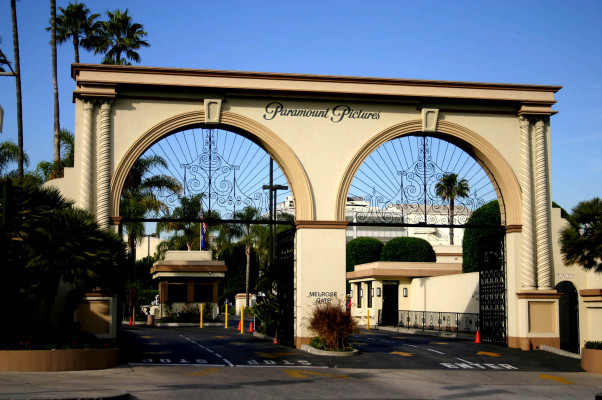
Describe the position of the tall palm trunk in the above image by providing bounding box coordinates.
[10,0,24,179]
[72,36,80,63]
[449,198,455,245]
[245,244,251,307]
[50,0,60,164]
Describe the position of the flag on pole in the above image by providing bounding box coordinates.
[201,212,207,250]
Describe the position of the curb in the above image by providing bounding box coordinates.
[0,391,130,400]
[301,344,359,357]
[374,326,475,340]
[539,345,581,359]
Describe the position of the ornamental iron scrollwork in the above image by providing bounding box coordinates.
[139,128,293,220]
[347,135,502,227]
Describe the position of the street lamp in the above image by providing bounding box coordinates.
[262,183,289,266]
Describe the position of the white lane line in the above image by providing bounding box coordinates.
[235,365,329,368]
[129,363,226,367]
[182,335,232,367]
[405,344,419,348]
[426,348,445,355]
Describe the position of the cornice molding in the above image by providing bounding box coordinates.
[295,220,349,230]
[516,290,561,299]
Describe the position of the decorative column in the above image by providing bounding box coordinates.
[533,118,552,290]
[519,116,537,289]
[79,100,95,212]
[97,100,112,230]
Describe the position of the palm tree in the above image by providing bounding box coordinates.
[435,173,470,245]
[0,140,28,177]
[1,183,127,343]
[10,0,24,179]
[232,207,263,307]
[120,155,182,261]
[157,194,204,251]
[59,128,75,168]
[560,197,602,273]
[52,2,101,63]
[50,0,60,164]
[94,9,149,65]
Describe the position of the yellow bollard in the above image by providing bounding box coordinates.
[240,305,244,333]
[200,303,203,328]
[225,304,228,328]
[367,309,370,330]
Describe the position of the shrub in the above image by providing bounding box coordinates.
[308,298,357,350]
[585,341,602,350]
[380,237,436,262]
[346,237,384,272]
[462,200,503,273]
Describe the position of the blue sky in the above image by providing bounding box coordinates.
[1,0,601,211]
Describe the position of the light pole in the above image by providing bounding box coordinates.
[262,183,288,266]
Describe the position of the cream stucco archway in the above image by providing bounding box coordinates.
[110,110,314,222]
[48,64,602,353]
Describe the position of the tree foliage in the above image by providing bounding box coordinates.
[435,173,470,245]
[52,1,101,63]
[94,8,149,65]
[380,237,436,262]
[346,237,383,272]
[461,200,503,273]
[0,182,127,347]
[218,242,260,301]
[560,197,602,273]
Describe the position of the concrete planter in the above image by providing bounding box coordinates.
[301,344,359,357]
[581,348,602,374]
[0,348,119,372]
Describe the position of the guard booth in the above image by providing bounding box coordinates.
[151,251,226,319]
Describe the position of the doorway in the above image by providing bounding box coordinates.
[555,281,579,354]
[381,282,399,326]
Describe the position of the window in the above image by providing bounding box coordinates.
[194,283,214,302]
[367,282,372,308]
[168,283,187,303]
[356,283,362,308]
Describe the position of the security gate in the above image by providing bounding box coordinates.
[478,231,506,345]
[347,134,508,344]
[276,227,295,347]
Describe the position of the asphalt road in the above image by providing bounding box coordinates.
[120,324,583,372]
[1,326,600,400]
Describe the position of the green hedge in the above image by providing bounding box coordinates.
[380,237,436,262]
[346,237,384,272]
[462,200,503,273]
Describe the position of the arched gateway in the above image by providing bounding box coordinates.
[51,64,569,350]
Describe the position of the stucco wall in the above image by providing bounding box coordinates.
[410,272,479,314]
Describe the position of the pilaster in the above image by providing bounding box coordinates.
[519,116,536,289]
[97,100,112,230]
[294,221,348,348]
[533,118,552,289]
[79,100,95,212]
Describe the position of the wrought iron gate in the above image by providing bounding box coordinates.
[347,134,508,344]
[276,227,295,347]
[478,231,506,345]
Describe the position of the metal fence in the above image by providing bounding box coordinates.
[378,309,479,334]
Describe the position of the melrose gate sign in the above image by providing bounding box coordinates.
[50,65,565,351]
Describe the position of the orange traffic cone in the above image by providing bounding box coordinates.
[129,316,133,326]
[273,333,277,344]
[238,320,241,330]
[249,322,254,333]
[474,331,481,344]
